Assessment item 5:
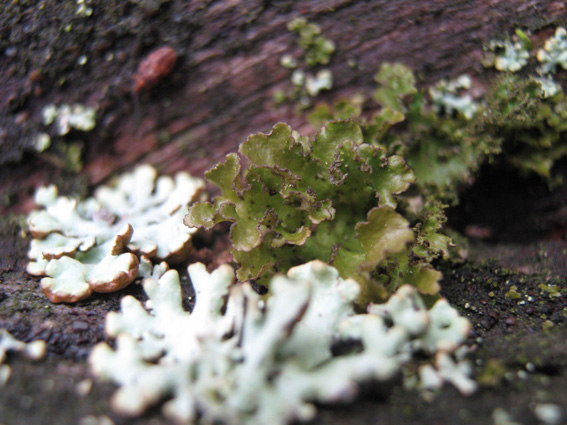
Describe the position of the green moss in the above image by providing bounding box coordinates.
[478,359,508,387]
[305,63,497,204]
[476,74,567,185]
[505,287,521,300]
[305,59,567,205]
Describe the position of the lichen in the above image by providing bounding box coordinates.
[306,49,567,202]
[0,329,47,386]
[90,261,472,424]
[487,39,530,72]
[41,103,97,136]
[307,63,494,204]
[38,103,98,172]
[26,165,205,302]
[305,69,333,96]
[276,17,336,108]
[537,27,567,74]
[185,120,450,304]
[287,17,335,67]
[428,75,479,120]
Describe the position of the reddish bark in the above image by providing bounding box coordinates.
[0,0,565,213]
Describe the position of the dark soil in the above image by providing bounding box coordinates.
[2,181,567,425]
[1,1,567,425]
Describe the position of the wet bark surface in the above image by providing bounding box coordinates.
[1,0,565,212]
[1,1,567,424]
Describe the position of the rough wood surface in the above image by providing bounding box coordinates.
[1,0,565,213]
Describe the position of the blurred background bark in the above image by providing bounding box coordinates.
[0,0,565,213]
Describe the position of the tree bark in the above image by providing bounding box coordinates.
[0,0,565,213]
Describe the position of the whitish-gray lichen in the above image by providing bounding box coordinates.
[90,261,473,424]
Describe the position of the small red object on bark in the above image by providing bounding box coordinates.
[132,46,177,93]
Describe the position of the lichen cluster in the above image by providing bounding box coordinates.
[185,120,450,304]
[22,154,472,423]
[274,18,336,107]
[36,103,98,172]
[307,63,494,204]
[90,261,473,424]
[34,19,567,425]
[483,29,532,72]
[27,165,204,302]
[537,27,567,74]
[308,29,567,203]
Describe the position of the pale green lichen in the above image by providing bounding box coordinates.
[0,329,47,386]
[305,69,333,96]
[418,352,477,396]
[289,68,333,100]
[27,165,205,302]
[37,227,140,303]
[90,261,472,424]
[429,75,479,120]
[484,30,531,72]
[0,329,46,364]
[537,27,567,74]
[41,103,97,135]
[491,40,530,72]
[287,17,335,67]
[532,75,562,98]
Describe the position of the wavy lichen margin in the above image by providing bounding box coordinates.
[185,120,444,304]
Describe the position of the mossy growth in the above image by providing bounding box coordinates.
[309,59,567,204]
[310,63,494,205]
[371,64,497,204]
[185,120,451,305]
[477,74,567,185]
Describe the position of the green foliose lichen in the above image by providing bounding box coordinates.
[309,63,494,204]
[309,60,567,203]
[188,30,567,306]
[287,17,335,67]
[185,120,449,305]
